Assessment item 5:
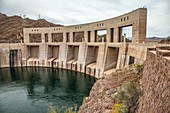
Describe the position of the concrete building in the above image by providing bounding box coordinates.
[0,8,169,78]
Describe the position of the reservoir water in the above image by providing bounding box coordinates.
[0,67,95,113]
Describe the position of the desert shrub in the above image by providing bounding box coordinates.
[112,103,128,113]
[122,81,140,106]
[112,81,140,113]
[115,81,140,105]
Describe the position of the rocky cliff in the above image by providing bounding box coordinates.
[0,13,62,43]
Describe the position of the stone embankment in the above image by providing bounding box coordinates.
[137,47,170,113]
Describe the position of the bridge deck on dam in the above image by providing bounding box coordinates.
[0,8,169,78]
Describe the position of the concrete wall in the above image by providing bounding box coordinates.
[104,47,119,71]
[66,45,79,61]
[58,43,67,68]
[39,44,48,66]
[48,46,59,58]
[85,46,99,66]
[0,44,24,68]
[77,42,86,72]
[30,46,39,58]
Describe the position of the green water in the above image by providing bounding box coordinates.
[0,67,95,113]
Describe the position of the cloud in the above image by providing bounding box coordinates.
[146,0,170,36]
[0,0,169,37]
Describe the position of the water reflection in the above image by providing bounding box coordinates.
[0,67,95,113]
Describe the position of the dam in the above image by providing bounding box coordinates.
[0,8,169,78]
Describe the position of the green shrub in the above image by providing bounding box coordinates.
[123,81,140,105]
[115,90,128,104]
[112,81,140,112]
[135,64,144,74]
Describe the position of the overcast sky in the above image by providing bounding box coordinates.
[0,0,169,37]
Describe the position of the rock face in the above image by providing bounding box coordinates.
[78,65,138,113]
[137,51,170,113]
[0,13,62,43]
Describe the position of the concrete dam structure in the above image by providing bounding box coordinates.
[0,8,169,78]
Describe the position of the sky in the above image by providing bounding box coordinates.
[0,0,169,37]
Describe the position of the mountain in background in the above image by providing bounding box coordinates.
[146,36,170,44]
[146,36,164,43]
[0,13,63,43]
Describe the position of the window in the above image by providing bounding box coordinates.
[129,56,135,65]
[88,31,91,42]
[45,34,48,42]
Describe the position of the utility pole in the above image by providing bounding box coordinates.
[38,14,41,19]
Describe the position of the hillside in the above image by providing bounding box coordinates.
[0,13,63,43]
